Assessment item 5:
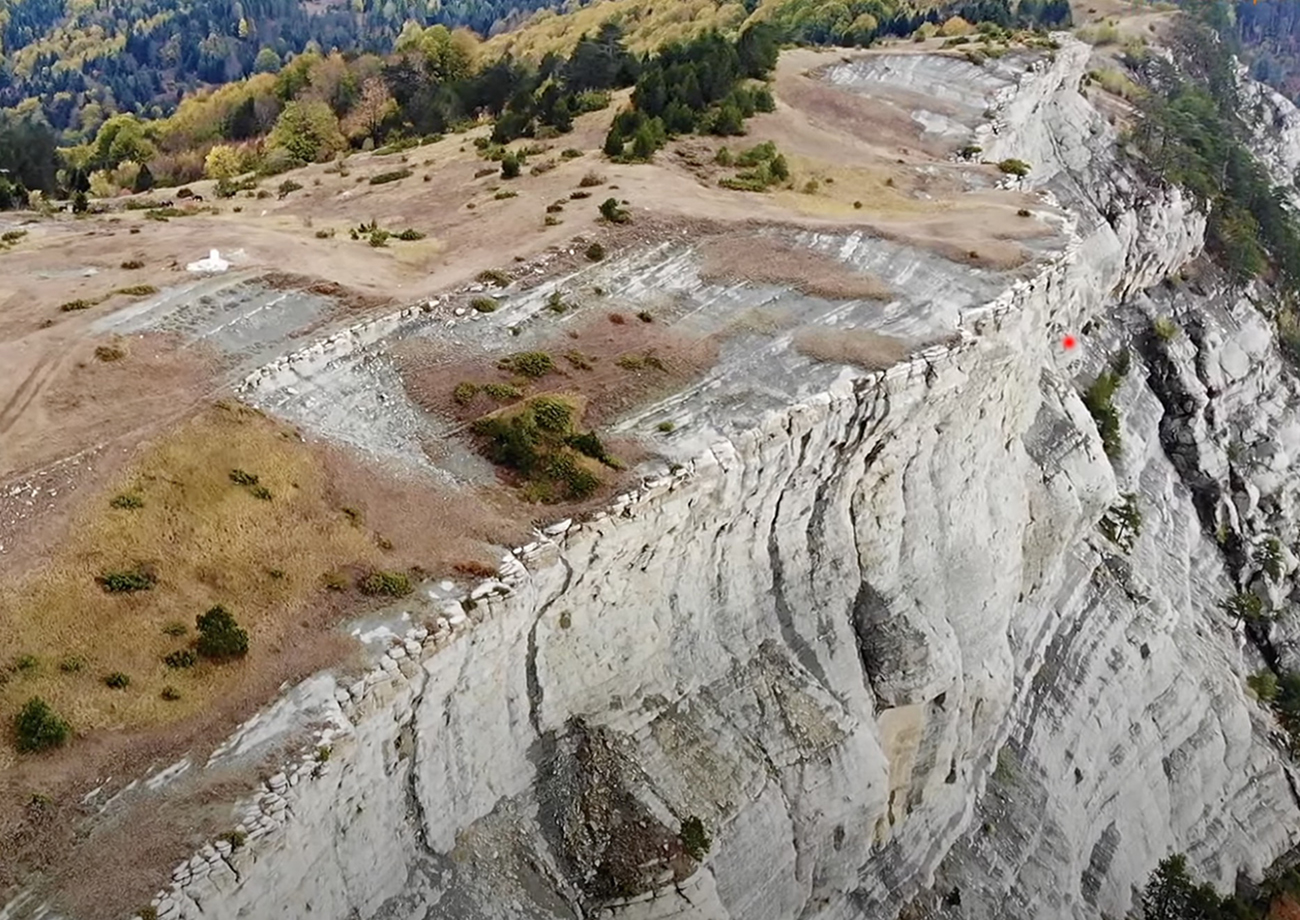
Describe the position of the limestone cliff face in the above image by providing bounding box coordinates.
[67,39,1300,920]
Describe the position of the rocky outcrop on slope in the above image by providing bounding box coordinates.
[30,37,1300,920]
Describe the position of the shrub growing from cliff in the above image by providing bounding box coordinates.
[1083,369,1123,459]
[679,816,711,861]
[1256,536,1284,582]
[1221,591,1268,625]
[1249,670,1279,702]
[1099,492,1142,552]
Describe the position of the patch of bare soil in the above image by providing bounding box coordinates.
[262,272,396,313]
[794,328,915,371]
[398,313,720,432]
[0,332,223,481]
[698,234,893,300]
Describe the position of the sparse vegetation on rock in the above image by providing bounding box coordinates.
[358,570,414,597]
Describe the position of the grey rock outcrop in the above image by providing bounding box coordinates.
[22,37,1300,920]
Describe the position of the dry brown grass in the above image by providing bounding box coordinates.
[698,234,893,301]
[0,401,387,762]
[794,328,912,371]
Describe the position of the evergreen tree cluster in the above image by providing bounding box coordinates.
[1140,852,1300,920]
[603,25,780,161]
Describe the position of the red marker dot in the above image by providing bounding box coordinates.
[1062,335,1077,350]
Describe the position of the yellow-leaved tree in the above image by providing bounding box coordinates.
[204,144,243,180]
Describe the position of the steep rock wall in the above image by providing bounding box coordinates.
[46,38,1300,920]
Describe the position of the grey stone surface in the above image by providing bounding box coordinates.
[12,36,1300,920]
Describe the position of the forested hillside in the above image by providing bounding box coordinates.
[1215,0,1300,101]
[0,0,1072,208]
[0,0,552,133]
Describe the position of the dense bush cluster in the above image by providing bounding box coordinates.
[195,605,249,660]
[470,396,618,502]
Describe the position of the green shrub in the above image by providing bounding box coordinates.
[544,453,600,499]
[14,654,38,673]
[736,141,778,167]
[229,469,259,485]
[1249,670,1279,702]
[453,382,480,405]
[115,284,159,297]
[164,648,198,669]
[494,189,519,200]
[567,430,614,465]
[195,605,249,660]
[483,382,522,400]
[498,351,554,378]
[14,697,71,752]
[103,672,130,689]
[599,198,630,223]
[97,567,157,593]
[1083,369,1123,459]
[277,179,303,198]
[369,168,412,185]
[546,201,565,214]
[120,259,144,269]
[958,144,982,160]
[358,570,414,597]
[565,350,593,370]
[218,829,248,849]
[1258,536,1284,581]
[250,485,273,501]
[110,492,144,510]
[471,297,499,313]
[997,158,1031,177]
[373,136,421,156]
[561,148,584,159]
[680,816,711,861]
[531,397,573,432]
[395,228,425,241]
[500,152,521,179]
[160,685,182,701]
[637,310,653,323]
[616,352,666,371]
[162,620,188,637]
[585,242,606,262]
[1099,492,1142,552]
[1153,316,1180,341]
[477,270,511,289]
[59,655,84,673]
[60,298,98,312]
[657,420,675,433]
[1221,591,1268,624]
[368,229,390,248]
